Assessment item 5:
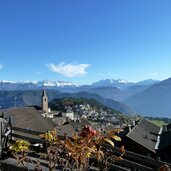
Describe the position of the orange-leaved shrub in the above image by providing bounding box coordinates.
[40,125,125,171]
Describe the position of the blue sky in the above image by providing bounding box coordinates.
[0,0,171,85]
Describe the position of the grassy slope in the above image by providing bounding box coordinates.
[150,120,165,128]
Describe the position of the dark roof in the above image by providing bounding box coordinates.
[41,88,47,97]
[6,107,55,132]
[66,109,73,113]
[53,117,67,126]
[166,123,171,131]
[158,123,171,150]
[104,124,121,132]
[126,118,160,153]
[70,118,93,131]
[28,105,42,110]
[158,130,171,150]
[56,118,92,137]
[57,123,76,137]
[80,118,91,125]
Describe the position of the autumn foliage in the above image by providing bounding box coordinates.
[40,125,125,171]
[9,140,30,168]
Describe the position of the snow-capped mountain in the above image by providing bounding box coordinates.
[92,79,134,89]
[91,78,160,90]
[0,80,79,90]
[0,78,160,91]
[37,80,79,87]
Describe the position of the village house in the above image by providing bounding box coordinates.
[116,118,161,159]
[62,108,74,120]
[157,123,171,163]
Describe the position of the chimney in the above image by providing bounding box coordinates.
[132,120,135,126]
[128,124,132,132]
[163,124,167,133]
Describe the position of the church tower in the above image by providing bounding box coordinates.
[41,88,48,113]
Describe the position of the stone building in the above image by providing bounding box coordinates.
[41,88,48,113]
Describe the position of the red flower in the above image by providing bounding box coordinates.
[80,126,97,137]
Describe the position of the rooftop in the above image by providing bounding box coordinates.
[126,118,160,153]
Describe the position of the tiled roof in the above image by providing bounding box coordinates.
[57,123,76,137]
[56,118,92,137]
[53,117,67,126]
[126,118,160,153]
[6,107,55,132]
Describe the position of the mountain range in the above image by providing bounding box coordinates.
[1,78,171,117]
[125,77,171,117]
[0,79,159,91]
[0,80,78,90]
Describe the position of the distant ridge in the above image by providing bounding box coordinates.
[92,78,159,89]
[125,77,171,117]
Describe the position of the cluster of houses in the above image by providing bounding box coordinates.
[59,103,122,124]
[40,89,123,130]
[0,89,171,166]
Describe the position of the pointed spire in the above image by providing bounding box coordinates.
[42,88,47,97]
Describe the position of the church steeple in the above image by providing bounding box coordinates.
[42,88,47,97]
[41,88,48,113]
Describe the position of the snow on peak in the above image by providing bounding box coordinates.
[1,80,16,83]
[39,80,79,87]
[117,79,129,83]
[0,80,79,87]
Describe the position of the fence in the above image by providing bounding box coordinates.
[11,126,44,143]
[2,126,171,171]
[104,144,171,171]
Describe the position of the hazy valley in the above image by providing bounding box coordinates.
[1,78,171,118]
